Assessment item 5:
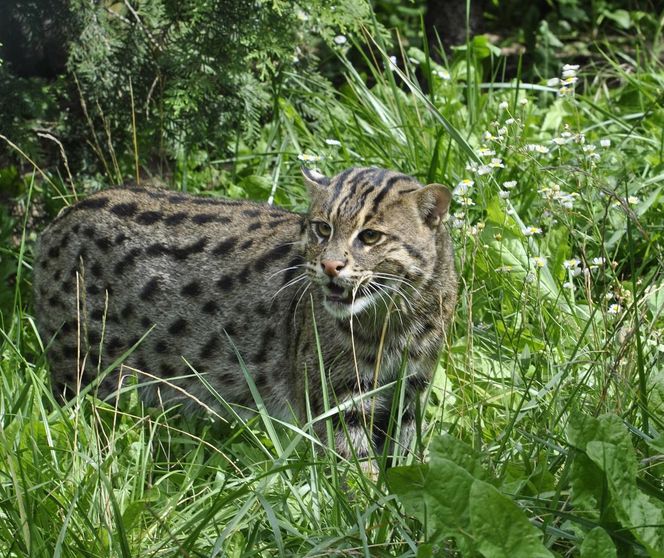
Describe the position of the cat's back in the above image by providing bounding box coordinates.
[34,187,306,408]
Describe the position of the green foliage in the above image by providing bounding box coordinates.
[568,412,664,556]
[1,1,664,556]
[388,435,554,557]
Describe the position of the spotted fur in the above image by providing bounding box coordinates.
[34,167,457,460]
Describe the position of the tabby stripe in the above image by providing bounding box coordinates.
[344,169,391,219]
[369,174,406,216]
[332,168,377,217]
[350,183,379,220]
[403,242,426,264]
[330,168,358,201]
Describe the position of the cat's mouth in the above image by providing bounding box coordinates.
[321,281,374,317]
[323,282,357,304]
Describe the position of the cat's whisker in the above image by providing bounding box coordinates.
[362,282,405,327]
[372,272,424,302]
[266,263,307,281]
[371,271,421,293]
[270,273,308,302]
[376,282,417,314]
[292,283,311,321]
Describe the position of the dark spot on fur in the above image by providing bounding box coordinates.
[201,300,219,314]
[154,341,168,353]
[212,237,238,256]
[94,237,112,252]
[191,213,217,225]
[254,302,268,316]
[146,243,169,257]
[91,308,104,321]
[254,244,292,272]
[111,202,138,217]
[88,330,101,345]
[47,246,60,258]
[223,323,236,337]
[77,196,109,210]
[62,345,78,359]
[242,208,261,217]
[47,295,61,308]
[164,212,188,226]
[238,266,251,283]
[160,363,178,377]
[114,247,141,275]
[121,303,134,319]
[167,318,187,335]
[248,222,262,232]
[181,280,201,297]
[141,316,151,329]
[115,233,128,244]
[200,334,220,359]
[91,261,103,278]
[108,336,123,351]
[268,217,292,229]
[87,283,100,296]
[135,211,163,225]
[252,327,274,364]
[60,321,73,335]
[52,269,62,281]
[172,238,207,259]
[240,239,254,250]
[83,226,95,239]
[215,275,234,291]
[168,195,187,204]
[255,372,268,389]
[72,224,80,234]
[140,277,160,301]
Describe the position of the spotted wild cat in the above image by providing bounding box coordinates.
[33,167,457,458]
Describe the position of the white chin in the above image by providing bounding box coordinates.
[323,295,375,318]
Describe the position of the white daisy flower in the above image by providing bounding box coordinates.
[453,179,474,196]
[522,225,542,236]
[297,153,322,162]
[532,256,547,268]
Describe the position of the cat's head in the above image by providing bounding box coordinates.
[302,167,451,319]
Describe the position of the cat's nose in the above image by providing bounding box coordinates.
[320,259,346,278]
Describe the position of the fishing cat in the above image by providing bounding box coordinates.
[34,167,457,459]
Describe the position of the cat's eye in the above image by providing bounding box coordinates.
[358,229,383,245]
[312,221,332,239]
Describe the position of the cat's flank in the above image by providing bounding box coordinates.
[34,167,457,458]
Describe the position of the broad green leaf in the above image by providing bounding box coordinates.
[430,434,492,483]
[389,436,552,556]
[586,441,664,557]
[386,464,429,528]
[469,481,554,558]
[568,412,664,557]
[569,452,605,522]
[580,527,617,558]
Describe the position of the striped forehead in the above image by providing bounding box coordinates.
[323,168,420,222]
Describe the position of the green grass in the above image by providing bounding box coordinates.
[1,21,664,558]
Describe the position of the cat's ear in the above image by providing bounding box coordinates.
[301,167,330,195]
[413,184,452,228]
